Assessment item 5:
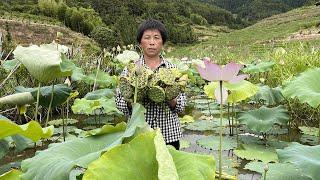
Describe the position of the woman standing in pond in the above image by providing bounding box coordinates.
[116,19,186,150]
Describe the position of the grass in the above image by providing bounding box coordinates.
[167,5,320,62]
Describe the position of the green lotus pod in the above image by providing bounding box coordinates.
[148,86,166,103]
[119,77,134,100]
[165,85,181,101]
[158,68,176,85]
[149,72,161,86]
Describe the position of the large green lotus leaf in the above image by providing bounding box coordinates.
[21,103,147,180]
[84,88,114,100]
[204,81,258,103]
[197,136,237,150]
[0,139,10,159]
[0,92,35,106]
[82,70,117,88]
[300,135,319,146]
[0,120,54,142]
[192,98,215,104]
[253,85,284,105]
[40,42,69,54]
[20,124,126,180]
[243,125,289,136]
[13,45,73,83]
[180,115,195,124]
[244,161,310,180]
[168,146,216,180]
[154,130,179,180]
[184,119,229,131]
[224,80,259,103]
[234,143,278,163]
[2,59,19,72]
[239,135,289,149]
[277,142,320,180]
[0,115,9,120]
[0,162,21,177]
[204,82,218,100]
[15,84,71,108]
[194,102,218,110]
[299,126,319,137]
[237,105,290,133]
[71,67,86,81]
[48,119,78,127]
[122,103,148,138]
[11,134,34,152]
[86,122,127,137]
[71,97,121,115]
[83,130,167,180]
[242,61,275,74]
[282,68,320,108]
[180,139,191,149]
[0,169,22,180]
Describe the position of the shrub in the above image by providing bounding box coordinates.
[190,13,208,25]
[90,26,118,49]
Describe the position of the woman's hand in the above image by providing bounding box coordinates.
[168,98,177,109]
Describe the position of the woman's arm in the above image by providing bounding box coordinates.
[168,93,186,113]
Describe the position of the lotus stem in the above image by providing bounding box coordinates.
[228,103,231,135]
[133,75,138,104]
[207,98,212,116]
[0,62,21,89]
[263,163,269,180]
[318,106,320,144]
[45,84,54,127]
[35,82,41,122]
[219,80,223,180]
[93,53,103,91]
[62,106,65,142]
[234,103,239,146]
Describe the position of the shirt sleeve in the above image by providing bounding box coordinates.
[174,92,186,113]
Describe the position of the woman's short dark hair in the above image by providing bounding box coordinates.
[136,19,168,44]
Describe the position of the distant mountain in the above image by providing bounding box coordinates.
[0,0,248,47]
[198,0,317,22]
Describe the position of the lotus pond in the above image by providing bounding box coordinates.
[0,43,320,180]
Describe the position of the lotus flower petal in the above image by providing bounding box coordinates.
[221,63,243,81]
[229,74,249,84]
[214,84,228,104]
[196,60,222,81]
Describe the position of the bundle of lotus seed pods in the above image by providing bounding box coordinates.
[119,62,188,103]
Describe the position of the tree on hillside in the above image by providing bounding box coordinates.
[38,0,59,17]
[114,12,138,46]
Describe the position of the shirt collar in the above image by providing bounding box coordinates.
[139,55,167,70]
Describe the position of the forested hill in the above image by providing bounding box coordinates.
[198,0,318,22]
[0,0,246,49]
[1,0,318,51]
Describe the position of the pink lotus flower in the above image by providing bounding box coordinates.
[196,59,249,103]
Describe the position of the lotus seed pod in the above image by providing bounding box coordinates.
[148,86,166,103]
[158,68,176,85]
[165,85,181,101]
[119,77,134,100]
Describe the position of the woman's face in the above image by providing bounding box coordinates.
[140,29,163,58]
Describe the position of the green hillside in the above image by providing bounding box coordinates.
[198,0,317,22]
[167,5,320,59]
